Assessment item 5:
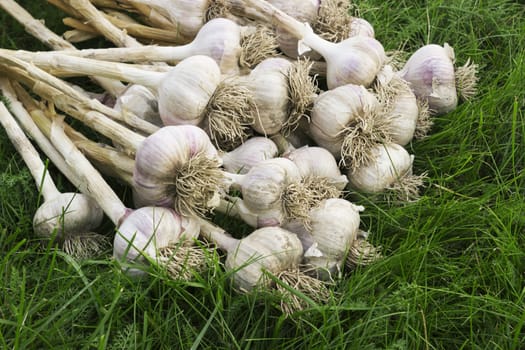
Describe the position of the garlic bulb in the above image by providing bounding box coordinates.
[348,17,375,38]
[240,57,317,136]
[199,219,330,314]
[374,65,420,145]
[0,100,105,258]
[113,206,202,278]
[346,230,382,270]
[132,125,226,217]
[113,84,162,127]
[398,43,478,115]
[220,157,341,227]
[347,143,425,201]
[284,145,348,190]
[284,198,363,280]
[220,136,278,174]
[309,84,390,170]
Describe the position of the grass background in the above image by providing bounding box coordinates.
[0,0,524,349]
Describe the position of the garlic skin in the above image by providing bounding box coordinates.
[157,55,221,126]
[113,206,200,277]
[240,57,293,135]
[284,145,348,190]
[285,198,363,279]
[398,43,457,115]
[224,226,303,292]
[33,192,104,241]
[133,125,224,216]
[114,84,162,127]
[348,143,414,193]
[349,17,375,38]
[221,137,278,174]
[375,65,419,146]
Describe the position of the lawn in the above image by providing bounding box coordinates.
[0,0,524,349]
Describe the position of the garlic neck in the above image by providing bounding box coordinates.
[198,218,239,253]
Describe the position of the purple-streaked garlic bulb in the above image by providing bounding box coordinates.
[132,125,226,217]
[348,17,375,38]
[398,43,478,115]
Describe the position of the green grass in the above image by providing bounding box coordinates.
[1,0,524,348]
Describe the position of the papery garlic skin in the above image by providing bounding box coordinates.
[221,137,278,174]
[284,146,348,190]
[132,125,222,211]
[157,55,222,126]
[285,198,363,279]
[114,84,162,127]
[399,43,457,115]
[348,143,413,193]
[33,192,104,240]
[224,226,303,292]
[240,57,293,135]
[113,206,200,277]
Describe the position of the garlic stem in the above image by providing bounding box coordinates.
[0,101,60,202]
[0,78,80,189]
[198,218,239,253]
[49,115,128,225]
[0,58,147,154]
[0,0,125,96]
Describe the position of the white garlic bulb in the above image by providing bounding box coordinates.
[398,43,458,115]
[285,198,363,280]
[114,84,162,127]
[240,57,293,135]
[310,83,389,169]
[348,143,424,201]
[133,125,225,217]
[221,136,278,174]
[113,206,201,278]
[284,145,348,190]
[349,17,375,38]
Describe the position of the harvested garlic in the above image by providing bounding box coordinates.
[284,198,363,280]
[199,219,330,315]
[309,83,390,170]
[347,143,425,201]
[0,100,105,258]
[132,125,226,217]
[398,43,478,115]
[284,145,348,190]
[113,84,162,127]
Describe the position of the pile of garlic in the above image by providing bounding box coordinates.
[0,0,478,315]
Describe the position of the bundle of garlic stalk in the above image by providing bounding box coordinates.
[0,90,105,258]
[44,114,206,279]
